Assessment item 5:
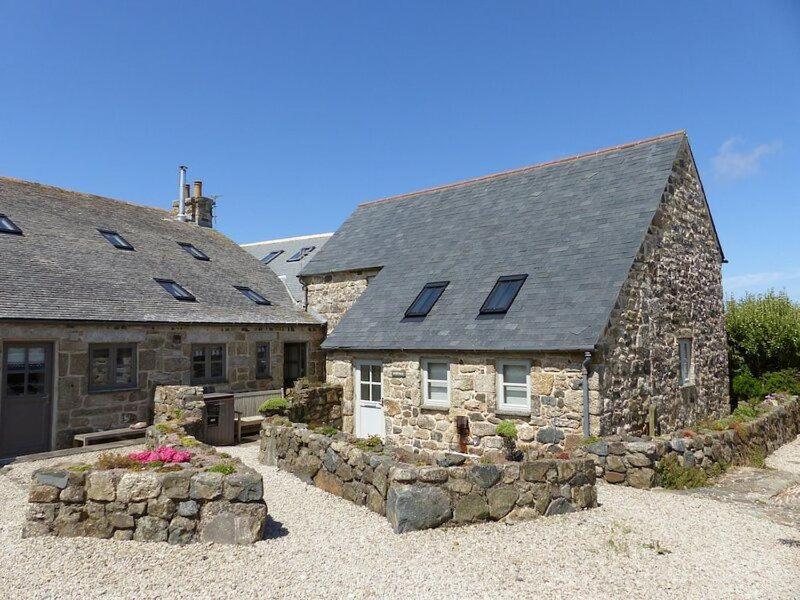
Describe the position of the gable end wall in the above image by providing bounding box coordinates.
[595,141,729,435]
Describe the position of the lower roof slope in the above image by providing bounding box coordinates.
[301,132,691,351]
[241,233,333,303]
[0,178,319,325]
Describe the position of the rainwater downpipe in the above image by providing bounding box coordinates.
[582,351,592,438]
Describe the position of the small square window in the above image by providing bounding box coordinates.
[679,338,693,386]
[178,242,210,261]
[155,278,196,301]
[497,360,531,414]
[235,286,270,305]
[261,250,283,264]
[480,275,527,314]
[286,246,315,262]
[405,282,449,318]
[256,343,271,379]
[88,343,138,392]
[422,360,450,409]
[99,229,134,250]
[191,344,226,384]
[0,214,22,235]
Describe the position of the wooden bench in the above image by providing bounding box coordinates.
[73,427,147,447]
[234,389,284,442]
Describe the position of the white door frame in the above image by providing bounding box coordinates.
[354,360,385,439]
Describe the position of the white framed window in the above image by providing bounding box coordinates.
[421,359,450,409]
[497,360,531,414]
[355,360,383,404]
[679,338,693,386]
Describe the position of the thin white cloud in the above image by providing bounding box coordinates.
[712,137,781,180]
[725,269,800,290]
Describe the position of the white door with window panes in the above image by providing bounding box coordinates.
[355,361,385,438]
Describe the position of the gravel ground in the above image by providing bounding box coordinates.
[1,443,799,600]
[767,434,800,475]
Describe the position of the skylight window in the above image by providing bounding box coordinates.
[155,278,196,301]
[286,246,315,262]
[405,281,449,318]
[235,286,271,305]
[0,214,22,235]
[480,275,527,315]
[99,229,134,251]
[261,250,283,264]
[178,242,210,261]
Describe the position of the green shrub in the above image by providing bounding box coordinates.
[207,463,236,475]
[708,400,764,430]
[726,291,800,377]
[95,452,141,471]
[731,370,764,402]
[354,436,383,452]
[179,436,201,447]
[313,425,339,437]
[496,420,518,439]
[655,455,708,489]
[258,396,289,414]
[760,369,800,396]
[746,447,767,469]
[145,460,164,469]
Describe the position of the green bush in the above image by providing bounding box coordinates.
[207,463,236,475]
[760,369,800,395]
[495,420,518,439]
[731,370,764,402]
[313,425,339,437]
[354,436,383,452]
[258,396,289,414]
[726,291,800,377]
[655,454,709,489]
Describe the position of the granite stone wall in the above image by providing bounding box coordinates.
[326,352,601,460]
[260,422,596,533]
[574,395,800,489]
[0,321,324,450]
[24,457,268,544]
[594,140,729,435]
[287,383,344,428]
[302,269,379,333]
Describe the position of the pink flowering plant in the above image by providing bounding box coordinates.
[128,446,192,465]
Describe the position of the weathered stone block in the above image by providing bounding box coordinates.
[118,473,162,502]
[198,501,267,545]
[468,465,500,489]
[86,471,118,501]
[314,469,344,497]
[108,512,135,529]
[147,496,176,519]
[29,485,60,503]
[59,485,85,503]
[487,486,518,519]
[626,468,655,489]
[133,516,168,542]
[160,472,192,499]
[223,473,264,502]
[522,461,552,482]
[386,484,451,533]
[33,468,69,489]
[454,493,490,523]
[545,497,576,516]
[177,500,199,517]
[190,472,223,500]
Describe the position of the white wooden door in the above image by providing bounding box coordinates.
[355,361,385,439]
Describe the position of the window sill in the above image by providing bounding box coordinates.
[88,385,139,395]
[421,402,450,411]
[495,406,531,417]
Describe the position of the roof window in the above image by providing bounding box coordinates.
[286,246,315,262]
[99,229,134,251]
[178,242,210,261]
[261,250,283,264]
[0,214,22,235]
[480,275,527,314]
[234,286,271,305]
[405,281,449,318]
[155,278,196,301]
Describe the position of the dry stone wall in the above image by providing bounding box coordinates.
[303,269,379,332]
[0,321,324,449]
[326,352,601,460]
[594,141,729,435]
[574,395,800,489]
[260,422,596,533]
[287,383,344,428]
[24,460,267,544]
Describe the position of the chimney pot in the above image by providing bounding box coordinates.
[183,184,190,199]
[193,180,203,198]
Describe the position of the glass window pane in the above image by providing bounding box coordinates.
[27,371,45,395]
[428,383,448,403]
[503,364,527,385]
[504,386,528,406]
[6,372,25,395]
[360,383,371,401]
[115,348,134,384]
[28,347,45,367]
[210,360,224,379]
[370,365,381,382]
[91,349,110,387]
[427,362,448,382]
[192,349,206,379]
[481,276,526,313]
[371,382,382,401]
[6,348,26,369]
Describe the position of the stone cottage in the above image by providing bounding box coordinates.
[0,177,324,457]
[298,131,729,456]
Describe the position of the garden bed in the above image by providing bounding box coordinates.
[23,435,267,545]
[260,421,596,533]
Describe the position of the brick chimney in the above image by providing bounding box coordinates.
[171,178,215,228]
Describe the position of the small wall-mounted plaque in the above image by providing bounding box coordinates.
[390,370,406,378]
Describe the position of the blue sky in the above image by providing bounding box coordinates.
[1,1,798,298]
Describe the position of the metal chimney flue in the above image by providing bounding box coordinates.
[177,166,188,222]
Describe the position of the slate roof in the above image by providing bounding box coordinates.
[241,233,333,304]
[301,132,718,352]
[0,177,319,325]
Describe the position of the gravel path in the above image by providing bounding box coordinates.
[1,443,799,600]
